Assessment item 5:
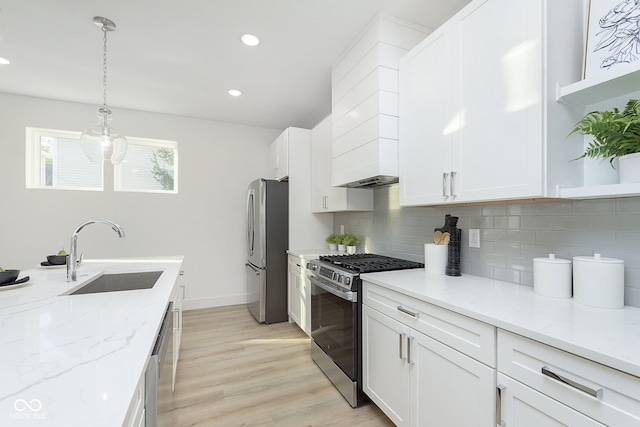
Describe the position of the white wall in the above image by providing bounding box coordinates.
[0,93,281,309]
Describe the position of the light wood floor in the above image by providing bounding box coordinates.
[162,304,394,427]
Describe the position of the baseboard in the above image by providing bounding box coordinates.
[183,294,247,311]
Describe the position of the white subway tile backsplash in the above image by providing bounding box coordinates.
[334,188,640,307]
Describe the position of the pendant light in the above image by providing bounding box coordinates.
[80,16,128,164]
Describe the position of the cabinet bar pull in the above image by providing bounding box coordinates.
[541,366,603,399]
[450,171,457,197]
[442,172,449,197]
[397,305,419,318]
[407,335,415,365]
[496,385,506,427]
[399,332,407,361]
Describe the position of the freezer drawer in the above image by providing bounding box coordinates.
[246,263,266,323]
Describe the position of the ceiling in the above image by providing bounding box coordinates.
[0,0,470,130]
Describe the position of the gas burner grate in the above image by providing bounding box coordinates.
[319,253,423,273]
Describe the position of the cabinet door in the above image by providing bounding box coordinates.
[362,305,411,426]
[299,270,310,336]
[287,263,302,327]
[497,374,604,427]
[412,330,495,427]
[172,273,184,392]
[399,23,453,206]
[270,130,289,181]
[453,0,543,201]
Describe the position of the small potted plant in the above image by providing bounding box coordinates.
[568,99,640,183]
[342,233,360,254]
[325,233,341,251]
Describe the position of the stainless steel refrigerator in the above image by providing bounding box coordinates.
[245,178,289,324]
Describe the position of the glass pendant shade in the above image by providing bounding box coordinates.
[80,108,128,164]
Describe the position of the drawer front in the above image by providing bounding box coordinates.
[498,330,640,426]
[363,281,495,367]
[288,254,302,267]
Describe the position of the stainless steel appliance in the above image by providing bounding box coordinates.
[245,178,289,324]
[308,254,423,407]
[146,301,174,426]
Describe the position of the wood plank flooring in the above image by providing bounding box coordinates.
[162,304,394,426]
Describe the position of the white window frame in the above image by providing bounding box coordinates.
[25,127,104,191]
[114,136,178,194]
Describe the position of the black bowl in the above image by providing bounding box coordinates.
[0,269,20,285]
[47,255,67,265]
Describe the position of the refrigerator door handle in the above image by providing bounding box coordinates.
[246,190,255,256]
[245,263,260,275]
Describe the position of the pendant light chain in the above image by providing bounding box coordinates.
[102,24,109,113]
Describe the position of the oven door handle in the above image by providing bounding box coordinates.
[309,275,356,302]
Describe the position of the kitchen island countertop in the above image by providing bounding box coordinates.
[361,269,640,378]
[0,256,183,426]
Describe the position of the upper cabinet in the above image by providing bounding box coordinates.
[399,0,585,206]
[331,14,429,188]
[311,115,373,212]
[269,129,289,181]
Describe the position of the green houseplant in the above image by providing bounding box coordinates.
[325,233,341,250]
[568,99,640,183]
[342,233,360,254]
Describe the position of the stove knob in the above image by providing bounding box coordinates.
[309,264,317,271]
[332,272,339,281]
[344,277,351,286]
[337,275,343,284]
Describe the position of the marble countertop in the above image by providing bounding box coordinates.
[0,257,183,426]
[286,248,341,258]
[361,269,640,378]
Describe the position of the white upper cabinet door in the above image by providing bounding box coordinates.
[269,130,289,181]
[453,0,543,202]
[399,23,454,206]
[399,0,583,206]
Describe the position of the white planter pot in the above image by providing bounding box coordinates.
[346,245,357,254]
[338,244,346,253]
[328,243,338,251]
[619,153,640,183]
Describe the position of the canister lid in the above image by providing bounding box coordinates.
[573,253,624,264]
[533,253,571,264]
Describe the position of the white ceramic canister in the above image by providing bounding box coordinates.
[533,254,572,298]
[573,253,625,309]
[425,243,448,275]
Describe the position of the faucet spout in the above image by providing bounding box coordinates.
[67,219,126,281]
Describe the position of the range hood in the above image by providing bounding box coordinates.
[344,175,399,188]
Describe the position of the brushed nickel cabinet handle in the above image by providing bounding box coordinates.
[397,305,419,319]
[442,172,449,197]
[450,171,457,197]
[541,366,603,399]
[496,385,506,426]
[399,332,407,361]
[407,336,415,365]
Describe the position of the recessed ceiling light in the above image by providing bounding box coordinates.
[241,34,260,47]
[0,57,10,65]
[228,89,242,97]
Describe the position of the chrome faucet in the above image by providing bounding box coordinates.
[67,219,126,281]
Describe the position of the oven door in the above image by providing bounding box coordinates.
[310,274,358,380]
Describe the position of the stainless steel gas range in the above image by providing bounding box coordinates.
[307,253,424,407]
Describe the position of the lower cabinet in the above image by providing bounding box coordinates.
[171,271,185,390]
[496,330,640,426]
[123,372,146,427]
[362,283,496,427]
[287,254,311,336]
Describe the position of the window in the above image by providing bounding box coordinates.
[115,137,178,193]
[26,128,103,190]
[26,128,178,194]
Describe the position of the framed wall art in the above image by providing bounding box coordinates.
[584,0,640,79]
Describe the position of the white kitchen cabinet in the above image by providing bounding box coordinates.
[311,115,373,212]
[123,372,146,427]
[287,253,321,336]
[399,0,584,206]
[497,373,604,426]
[269,129,289,181]
[171,270,185,391]
[362,282,496,426]
[496,329,640,426]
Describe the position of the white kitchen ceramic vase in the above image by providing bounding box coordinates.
[346,245,356,254]
[573,254,624,309]
[424,243,447,275]
[338,244,346,253]
[533,254,572,298]
[619,153,640,183]
[329,243,338,251]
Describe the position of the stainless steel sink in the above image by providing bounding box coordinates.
[68,271,163,295]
